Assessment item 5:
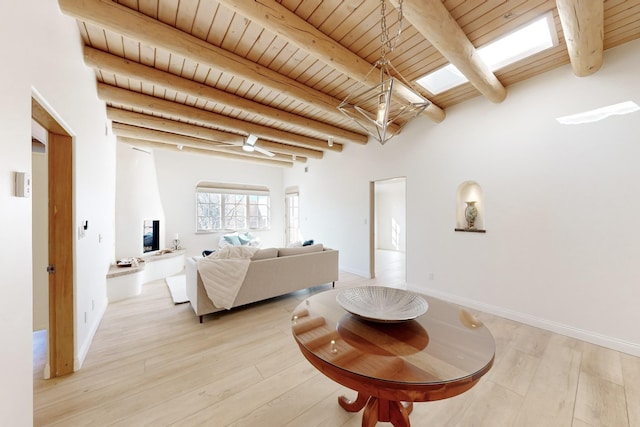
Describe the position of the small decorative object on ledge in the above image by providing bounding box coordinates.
[172,233,181,250]
[455,181,486,233]
[464,201,478,230]
[116,258,139,268]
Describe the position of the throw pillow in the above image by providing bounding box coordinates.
[224,234,242,246]
[302,239,314,246]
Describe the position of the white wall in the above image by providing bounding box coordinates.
[153,149,286,257]
[283,138,417,277]
[0,1,117,424]
[285,39,640,356]
[115,143,166,259]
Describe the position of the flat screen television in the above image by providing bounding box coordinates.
[143,219,160,253]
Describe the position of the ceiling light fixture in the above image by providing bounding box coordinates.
[242,134,275,157]
[328,136,334,147]
[242,134,258,152]
[337,0,430,145]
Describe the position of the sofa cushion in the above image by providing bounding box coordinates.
[251,247,278,260]
[278,243,324,257]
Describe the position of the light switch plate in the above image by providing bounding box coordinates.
[15,172,31,198]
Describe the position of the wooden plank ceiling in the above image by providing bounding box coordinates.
[59,0,640,167]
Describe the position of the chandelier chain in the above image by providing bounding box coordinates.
[337,0,428,145]
[379,0,404,63]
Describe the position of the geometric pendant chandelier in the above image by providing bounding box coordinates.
[337,0,430,145]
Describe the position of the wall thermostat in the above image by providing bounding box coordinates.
[15,172,32,198]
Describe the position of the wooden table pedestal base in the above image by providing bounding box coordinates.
[339,393,414,427]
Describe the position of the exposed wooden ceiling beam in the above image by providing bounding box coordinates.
[58,0,372,135]
[218,145,306,163]
[118,137,293,168]
[390,0,507,104]
[84,47,366,145]
[556,0,604,77]
[113,122,229,150]
[244,139,317,160]
[106,107,242,144]
[107,108,322,159]
[216,0,446,123]
[112,124,305,163]
[97,83,342,153]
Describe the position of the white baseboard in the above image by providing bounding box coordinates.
[407,283,640,358]
[75,299,108,371]
[339,266,370,279]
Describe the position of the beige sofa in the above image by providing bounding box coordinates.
[185,245,339,323]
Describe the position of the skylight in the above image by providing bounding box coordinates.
[416,13,558,95]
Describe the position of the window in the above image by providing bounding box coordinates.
[196,182,270,232]
[416,12,557,95]
[248,194,270,229]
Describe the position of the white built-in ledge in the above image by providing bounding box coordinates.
[107,249,186,302]
[106,261,144,279]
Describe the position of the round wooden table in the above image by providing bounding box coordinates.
[291,288,495,427]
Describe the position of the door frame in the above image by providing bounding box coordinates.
[369,181,375,278]
[284,186,300,246]
[32,95,75,378]
[369,177,407,280]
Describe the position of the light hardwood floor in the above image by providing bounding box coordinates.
[374,249,406,287]
[34,259,639,426]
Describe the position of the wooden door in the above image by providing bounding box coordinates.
[47,132,74,377]
[32,97,75,378]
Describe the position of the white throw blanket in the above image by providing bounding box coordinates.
[197,246,258,309]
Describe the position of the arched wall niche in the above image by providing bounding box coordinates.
[455,181,486,232]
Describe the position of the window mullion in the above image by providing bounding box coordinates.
[221,196,226,228]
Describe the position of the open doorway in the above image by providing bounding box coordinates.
[32,95,75,379]
[370,177,406,286]
[32,119,49,379]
